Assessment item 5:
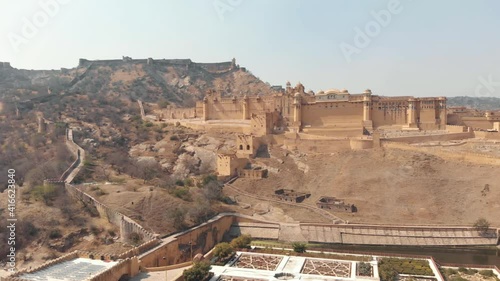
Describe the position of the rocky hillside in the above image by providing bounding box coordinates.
[0,58,274,116]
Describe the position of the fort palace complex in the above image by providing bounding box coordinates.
[152,82,500,180]
[160,82,448,136]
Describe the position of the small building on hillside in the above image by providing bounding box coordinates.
[273,189,310,203]
[316,196,356,213]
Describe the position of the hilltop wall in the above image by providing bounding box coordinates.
[78,58,236,74]
[63,129,86,183]
[64,184,159,244]
[0,62,12,68]
[160,107,197,119]
[59,129,159,245]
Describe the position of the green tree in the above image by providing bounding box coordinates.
[473,218,490,234]
[158,99,170,109]
[169,208,186,231]
[292,242,307,253]
[378,263,398,281]
[230,234,252,249]
[213,242,234,260]
[183,262,211,281]
[31,184,57,205]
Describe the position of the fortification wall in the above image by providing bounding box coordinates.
[383,132,473,144]
[372,102,408,127]
[90,257,139,281]
[238,169,266,179]
[78,58,236,73]
[208,99,245,120]
[197,61,233,73]
[446,125,467,133]
[461,117,496,130]
[176,120,252,134]
[137,100,145,120]
[139,214,235,267]
[302,101,363,127]
[160,107,196,120]
[60,130,158,245]
[198,97,281,121]
[155,59,192,65]
[350,138,374,150]
[62,128,86,184]
[474,131,500,140]
[78,58,148,67]
[283,137,351,153]
[382,141,500,166]
[64,183,158,243]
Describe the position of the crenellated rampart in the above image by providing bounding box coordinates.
[50,129,160,245]
[77,58,236,73]
[64,183,159,243]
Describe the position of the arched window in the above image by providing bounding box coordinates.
[239,145,243,150]
[246,145,250,150]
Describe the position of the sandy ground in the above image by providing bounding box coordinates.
[232,145,500,226]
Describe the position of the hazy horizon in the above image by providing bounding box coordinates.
[1,0,500,97]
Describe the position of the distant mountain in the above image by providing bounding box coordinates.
[447,96,500,111]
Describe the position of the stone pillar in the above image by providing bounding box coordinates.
[408,98,417,127]
[242,95,249,120]
[438,97,447,129]
[293,93,301,124]
[202,97,208,121]
[363,89,372,121]
[37,116,46,133]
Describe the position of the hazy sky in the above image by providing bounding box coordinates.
[1,0,500,97]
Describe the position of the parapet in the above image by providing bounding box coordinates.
[0,62,12,69]
[78,58,89,67]
[43,179,65,187]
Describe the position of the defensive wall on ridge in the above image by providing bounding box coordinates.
[59,129,160,244]
[78,58,237,74]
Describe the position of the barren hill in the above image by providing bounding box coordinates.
[232,146,500,226]
[0,58,273,112]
